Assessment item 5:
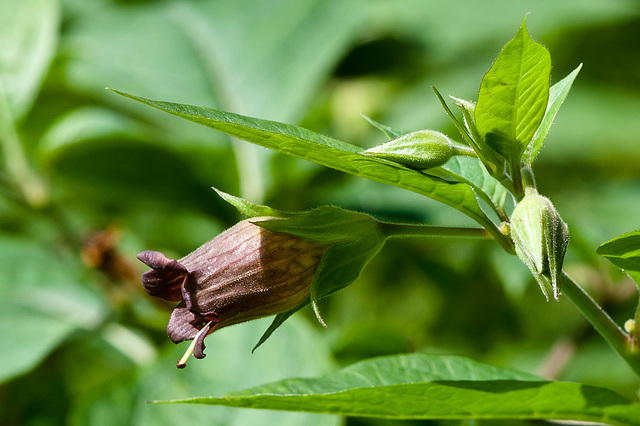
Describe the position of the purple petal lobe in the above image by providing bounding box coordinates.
[137,250,188,302]
[193,321,215,359]
[167,303,217,347]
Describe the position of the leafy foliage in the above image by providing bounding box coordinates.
[171,353,640,425]
[1,0,640,425]
[598,230,640,285]
[475,18,551,190]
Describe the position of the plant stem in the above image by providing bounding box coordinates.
[170,3,265,203]
[560,271,640,376]
[380,222,493,240]
[0,84,48,207]
[453,145,478,158]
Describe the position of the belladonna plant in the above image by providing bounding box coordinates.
[138,190,492,367]
[127,18,640,424]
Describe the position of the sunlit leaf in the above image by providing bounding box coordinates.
[597,230,640,285]
[65,0,363,123]
[439,156,509,220]
[111,89,503,239]
[475,19,551,172]
[527,64,582,164]
[69,317,339,426]
[160,353,640,425]
[360,113,408,139]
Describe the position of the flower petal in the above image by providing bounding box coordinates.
[137,250,188,302]
[167,303,219,359]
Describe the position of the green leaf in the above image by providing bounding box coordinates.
[65,0,363,124]
[158,353,640,425]
[438,156,509,220]
[215,190,387,347]
[110,90,503,240]
[214,188,286,218]
[38,106,148,159]
[597,230,640,281]
[0,0,59,120]
[360,113,408,139]
[451,96,481,146]
[527,64,582,164]
[475,18,551,175]
[69,317,340,426]
[433,88,505,185]
[0,236,106,383]
[254,206,386,324]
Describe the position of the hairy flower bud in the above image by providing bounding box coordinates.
[510,192,569,301]
[362,130,470,170]
[138,218,330,367]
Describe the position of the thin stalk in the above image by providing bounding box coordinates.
[452,145,478,159]
[381,222,493,240]
[169,3,264,203]
[560,271,640,376]
[0,84,48,207]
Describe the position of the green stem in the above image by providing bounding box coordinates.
[511,159,524,200]
[560,271,640,376]
[0,84,48,207]
[453,145,478,158]
[521,166,537,197]
[170,3,265,203]
[381,222,493,240]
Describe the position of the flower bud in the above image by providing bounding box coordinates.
[510,192,569,301]
[362,130,464,169]
[138,218,330,367]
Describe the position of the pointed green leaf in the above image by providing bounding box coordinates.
[110,89,502,238]
[251,206,385,352]
[475,19,551,168]
[214,188,286,218]
[217,192,387,348]
[451,96,481,146]
[254,206,386,307]
[597,230,640,285]
[360,113,408,139]
[433,88,505,183]
[158,353,640,425]
[437,156,509,220]
[70,317,338,426]
[527,64,582,164]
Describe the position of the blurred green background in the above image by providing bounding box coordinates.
[1,0,639,425]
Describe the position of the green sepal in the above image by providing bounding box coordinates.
[255,207,386,315]
[252,302,308,353]
[216,189,386,348]
[213,188,286,218]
